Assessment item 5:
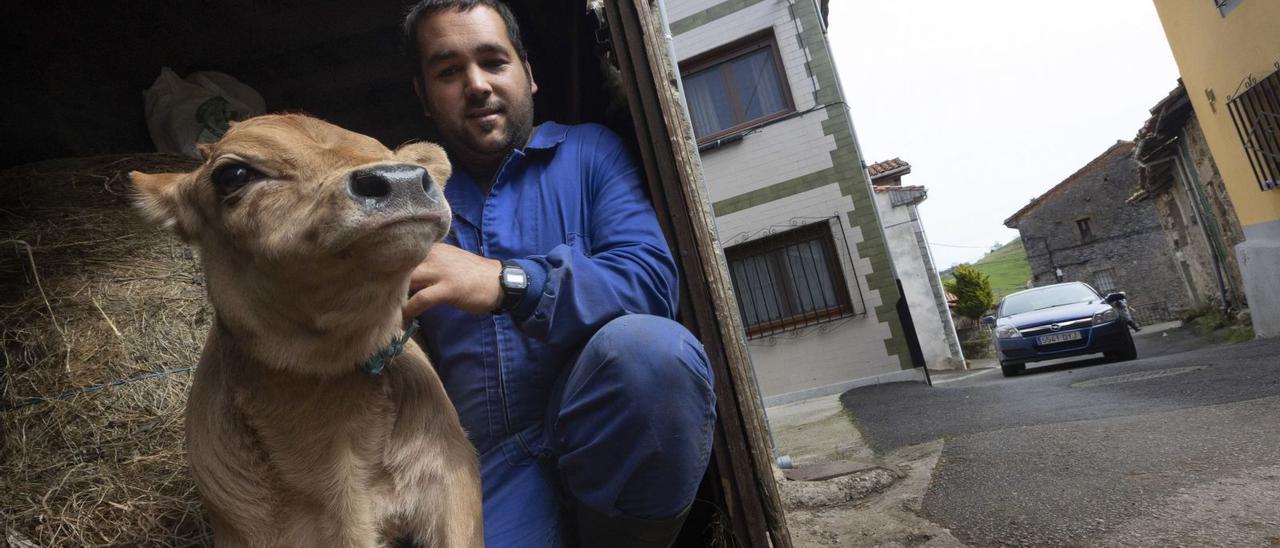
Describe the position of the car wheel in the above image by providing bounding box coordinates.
[1118,332,1138,361]
[1001,362,1025,377]
[1106,333,1138,362]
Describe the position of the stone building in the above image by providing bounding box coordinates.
[1131,83,1247,312]
[1004,141,1191,322]
[869,158,965,369]
[666,0,928,404]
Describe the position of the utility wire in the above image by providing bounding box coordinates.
[931,242,1005,249]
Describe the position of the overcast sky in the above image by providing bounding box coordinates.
[827,1,1181,269]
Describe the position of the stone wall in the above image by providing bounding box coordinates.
[1135,86,1248,313]
[1180,115,1247,306]
[1013,143,1191,319]
[1152,189,1219,308]
[1148,113,1247,310]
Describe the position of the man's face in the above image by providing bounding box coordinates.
[413,7,537,170]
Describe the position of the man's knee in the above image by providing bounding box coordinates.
[576,314,713,397]
[557,315,717,519]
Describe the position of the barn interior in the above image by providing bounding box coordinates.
[2,1,732,546]
[2,1,633,167]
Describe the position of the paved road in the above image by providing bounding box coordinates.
[840,330,1280,546]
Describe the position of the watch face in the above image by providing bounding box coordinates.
[503,268,528,288]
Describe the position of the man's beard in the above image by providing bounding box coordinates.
[435,94,534,174]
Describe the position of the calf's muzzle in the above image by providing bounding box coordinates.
[347,164,437,209]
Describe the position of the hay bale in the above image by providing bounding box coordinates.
[1,154,213,546]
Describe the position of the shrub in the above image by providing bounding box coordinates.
[1225,324,1255,344]
[1190,308,1227,335]
[945,264,996,321]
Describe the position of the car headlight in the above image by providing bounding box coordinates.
[1092,307,1119,325]
[995,325,1021,339]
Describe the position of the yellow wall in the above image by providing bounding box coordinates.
[1152,0,1280,228]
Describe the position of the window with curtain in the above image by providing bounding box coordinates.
[680,33,794,142]
[725,222,856,338]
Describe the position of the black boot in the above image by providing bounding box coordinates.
[575,503,691,548]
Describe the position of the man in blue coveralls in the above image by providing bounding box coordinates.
[399,1,718,546]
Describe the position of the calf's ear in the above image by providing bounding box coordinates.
[394,141,452,189]
[129,171,197,242]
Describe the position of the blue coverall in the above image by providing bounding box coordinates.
[415,122,717,546]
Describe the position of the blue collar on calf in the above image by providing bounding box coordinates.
[360,320,419,376]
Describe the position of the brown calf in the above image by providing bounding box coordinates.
[131,114,482,547]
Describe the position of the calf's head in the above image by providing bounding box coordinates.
[130,114,451,370]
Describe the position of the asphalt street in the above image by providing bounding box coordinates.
[839,329,1280,546]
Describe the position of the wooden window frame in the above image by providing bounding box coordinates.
[679,31,796,144]
[725,222,854,339]
[1076,217,1094,242]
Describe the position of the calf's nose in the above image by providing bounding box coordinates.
[347,165,433,206]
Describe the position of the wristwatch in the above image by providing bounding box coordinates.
[494,260,529,314]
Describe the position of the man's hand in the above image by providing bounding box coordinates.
[404,243,504,319]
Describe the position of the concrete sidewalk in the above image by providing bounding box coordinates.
[1133,319,1182,337]
[928,366,997,385]
[765,394,963,546]
[765,394,873,468]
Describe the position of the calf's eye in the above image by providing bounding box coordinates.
[212,163,265,194]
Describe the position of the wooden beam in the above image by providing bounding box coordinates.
[603,1,793,546]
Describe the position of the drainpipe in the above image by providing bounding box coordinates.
[1173,133,1234,315]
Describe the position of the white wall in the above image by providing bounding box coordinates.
[718,186,900,397]
[670,0,833,202]
[874,190,964,369]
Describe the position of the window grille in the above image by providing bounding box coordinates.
[679,32,794,143]
[1226,64,1280,191]
[1214,0,1244,17]
[1093,269,1117,293]
[725,221,857,339]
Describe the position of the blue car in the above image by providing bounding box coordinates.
[983,282,1137,377]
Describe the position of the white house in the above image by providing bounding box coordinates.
[868,158,965,370]
[664,0,945,405]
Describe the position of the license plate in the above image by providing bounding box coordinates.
[1038,331,1083,345]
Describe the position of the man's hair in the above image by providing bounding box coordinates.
[402,0,528,78]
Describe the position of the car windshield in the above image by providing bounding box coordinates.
[999,284,1099,317]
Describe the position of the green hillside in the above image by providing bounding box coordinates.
[942,239,1032,299]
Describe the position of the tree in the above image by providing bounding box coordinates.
[945,263,996,320]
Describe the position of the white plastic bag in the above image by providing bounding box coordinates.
[143,67,266,158]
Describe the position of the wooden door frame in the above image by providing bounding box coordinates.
[602,1,793,546]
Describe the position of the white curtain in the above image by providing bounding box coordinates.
[732,50,786,120]
[683,69,730,138]
[683,48,787,138]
